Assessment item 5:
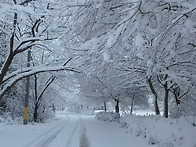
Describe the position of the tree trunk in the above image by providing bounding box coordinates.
[0,13,17,86]
[33,75,38,122]
[174,94,180,105]
[164,82,169,118]
[154,99,160,115]
[33,103,39,122]
[173,87,180,105]
[115,98,119,113]
[147,77,160,115]
[0,53,14,85]
[130,96,134,114]
[103,101,107,111]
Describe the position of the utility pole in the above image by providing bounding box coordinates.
[23,50,31,125]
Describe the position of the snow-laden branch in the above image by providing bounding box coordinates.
[0,2,36,16]
[37,76,56,107]
[19,0,35,6]
[2,57,74,83]
[156,7,196,42]
[2,64,44,84]
[13,37,57,54]
[0,65,80,99]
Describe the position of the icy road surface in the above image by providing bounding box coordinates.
[0,111,149,147]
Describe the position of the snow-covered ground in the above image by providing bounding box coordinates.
[0,110,195,147]
[96,110,196,147]
[120,115,196,147]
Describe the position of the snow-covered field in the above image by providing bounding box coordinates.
[0,110,195,147]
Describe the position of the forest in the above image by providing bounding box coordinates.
[0,0,196,123]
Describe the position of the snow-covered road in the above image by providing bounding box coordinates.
[24,113,83,147]
[0,111,149,147]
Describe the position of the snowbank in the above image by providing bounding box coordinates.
[120,115,196,147]
[67,108,95,115]
[95,111,120,122]
[95,112,196,146]
[0,113,23,125]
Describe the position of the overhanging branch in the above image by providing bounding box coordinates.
[0,65,80,99]
[2,58,73,84]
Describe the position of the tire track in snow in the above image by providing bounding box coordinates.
[36,124,66,147]
[23,117,69,147]
[63,115,90,147]
[80,121,89,147]
[23,113,90,147]
[64,118,81,147]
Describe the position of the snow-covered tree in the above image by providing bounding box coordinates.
[71,0,196,117]
[0,0,83,122]
[0,0,77,100]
